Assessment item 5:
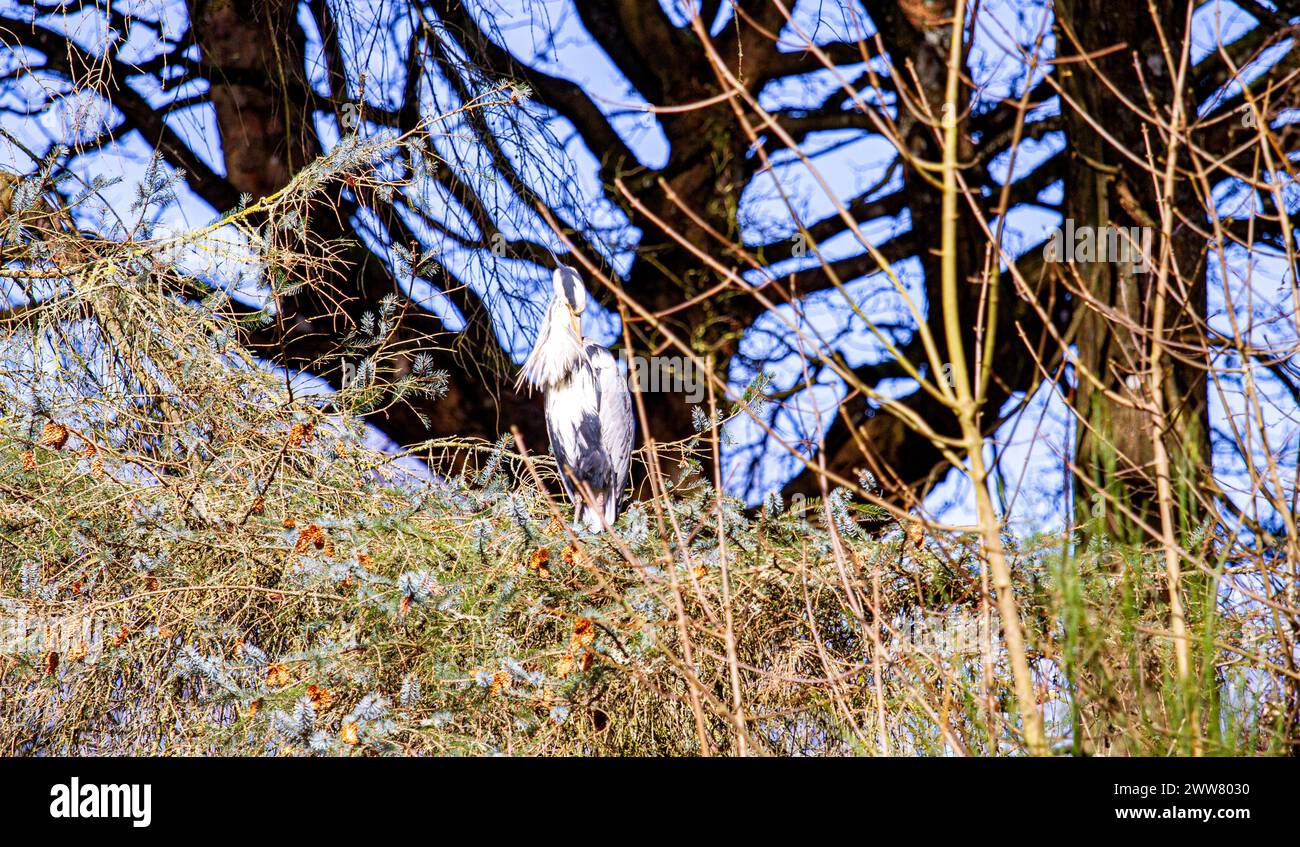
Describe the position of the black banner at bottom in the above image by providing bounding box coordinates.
[0,756,1284,835]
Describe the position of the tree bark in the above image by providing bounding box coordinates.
[191,0,551,463]
[1055,0,1210,536]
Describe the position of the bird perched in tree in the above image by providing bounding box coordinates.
[516,264,634,533]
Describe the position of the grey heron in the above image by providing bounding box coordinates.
[516,264,634,533]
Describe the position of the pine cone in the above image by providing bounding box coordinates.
[39,422,69,450]
[526,547,551,578]
[294,523,326,553]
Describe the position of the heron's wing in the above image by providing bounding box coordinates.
[544,362,604,507]
[545,403,578,506]
[587,345,634,506]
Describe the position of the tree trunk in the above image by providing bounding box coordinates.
[1055,0,1210,537]
[192,0,551,465]
[1055,0,1212,754]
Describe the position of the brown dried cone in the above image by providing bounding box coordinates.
[526,547,551,578]
[265,663,292,687]
[90,456,105,481]
[39,422,69,449]
[249,495,266,515]
[571,617,596,650]
[307,684,333,710]
[286,422,317,448]
[21,449,36,472]
[84,441,97,458]
[293,523,326,553]
[555,654,576,679]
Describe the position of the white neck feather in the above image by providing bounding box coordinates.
[516,296,584,393]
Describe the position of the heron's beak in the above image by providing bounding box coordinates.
[569,309,582,339]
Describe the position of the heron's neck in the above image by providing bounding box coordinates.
[519,299,584,391]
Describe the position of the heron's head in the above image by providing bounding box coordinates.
[552,265,586,337]
[515,264,589,394]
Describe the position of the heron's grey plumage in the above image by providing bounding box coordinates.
[517,265,634,532]
[587,343,634,526]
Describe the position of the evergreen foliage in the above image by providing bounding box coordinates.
[0,105,1287,759]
